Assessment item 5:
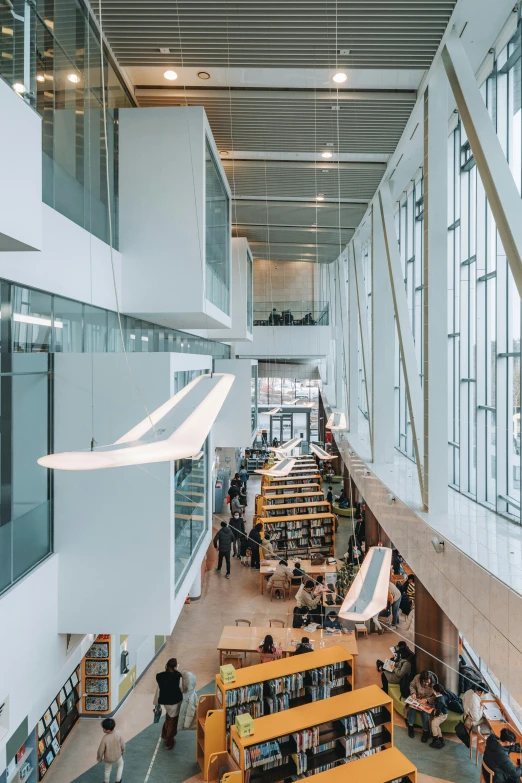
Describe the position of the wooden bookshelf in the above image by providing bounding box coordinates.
[229,686,393,783]
[309,747,416,783]
[207,751,242,783]
[197,647,354,780]
[263,483,321,494]
[260,512,335,556]
[81,635,111,715]
[263,492,325,506]
[262,501,330,516]
[266,475,322,487]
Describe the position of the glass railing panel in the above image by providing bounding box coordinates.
[254,301,330,326]
[206,262,230,315]
[12,500,51,582]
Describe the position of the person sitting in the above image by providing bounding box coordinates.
[483,728,522,783]
[405,573,416,601]
[336,488,350,508]
[294,636,314,655]
[268,308,281,325]
[292,562,305,578]
[302,312,316,325]
[323,611,341,630]
[407,670,437,742]
[463,682,489,732]
[283,310,294,325]
[295,580,321,623]
[378,646,413,694]
[313,575,329,598]
[261,533,276,558]
[430,683,449,749]
[325,467,335,481]
[258,634,283,663]
[267,559,293,593]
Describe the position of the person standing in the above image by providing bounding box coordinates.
[213,521,235,578]
[389,580,402,627]
[229,512,245,559]
[239,465,249,487]
[326,486,333,507]
[249,523,263,571]
[97,718,125,783]
[430,684,448,749]
[154,659,184,750]
[261,429,268,445]
[230,493,242,516]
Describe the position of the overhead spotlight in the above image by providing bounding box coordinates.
[431,537,445,554]
[321,151,333,159]
[220,150,229,156]
[163,70,178,81]
[12,82,25,94]
[333,72,347,83]
[36,74,45,83]
[316,195,325,201]
[67,73,81,84]
[197,71,210,80]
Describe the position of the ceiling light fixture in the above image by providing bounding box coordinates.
[339,547,393,622]
[220,151,229,156]
[67,73,81,84]
[256,457,297,478]
[36,74,45,83]
[163,70,178,81]
[309,443,335,461]
[197,71,210,80]
[321,151,332,159]
[269,437,302,457]
[37,373,235,470]
[316,195,325,202]
[333,72,347,83]
[326,411,346,430]
[12,82,25,94]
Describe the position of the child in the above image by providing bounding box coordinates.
[292,561,305,578]
[97,718,125,783]
[240,529,250,566]
[430,684,448,749]
[313,575,329,597]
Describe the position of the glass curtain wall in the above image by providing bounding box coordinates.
[205,140,230,315]
[247,248,253,334]
[394,174,424,460]
[357,242,372,418]
[257,378,321,440]
[0,0,133,247]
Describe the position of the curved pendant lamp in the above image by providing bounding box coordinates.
[338,546,393,623]
[255,457,297,477]
[267,407,281,415]
[326,411,346,430]
[38,373,235,470]
[269,436,302,456]
[309,443,335,460]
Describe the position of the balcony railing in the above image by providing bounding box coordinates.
[254,301,329,326]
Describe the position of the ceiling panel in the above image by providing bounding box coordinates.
[96,1,457,69]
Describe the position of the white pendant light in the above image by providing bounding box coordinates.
[255,457,297,477]
[37,373,234,470]
[302,401,315,408]
[267,407,281,415]
[338,546,393,623]
[269,436,302,456]
[326,411,346,430]
[309,443,335,460]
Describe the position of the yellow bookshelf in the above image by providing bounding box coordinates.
[196,646,354,780]
[260,511,335,557]
[266,474,321,487]
[229,685,393,783]
[310,746,416,783]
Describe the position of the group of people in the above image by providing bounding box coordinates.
[266,308,316,325]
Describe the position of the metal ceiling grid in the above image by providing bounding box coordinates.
[96,1,457,69]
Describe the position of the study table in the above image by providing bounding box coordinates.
[216,624,358,680]
[259,558,337,593]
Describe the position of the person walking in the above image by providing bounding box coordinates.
[239,465,249,487]
[249,523,263,571]
[230,493,242,516]
[229,511,245,559]
[213,521,235,578]
[154,658,184,750]
[261,429,268,445]
[97,718,125,783]
[389,580,402,627]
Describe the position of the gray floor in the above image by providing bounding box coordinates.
[394,725,478,783]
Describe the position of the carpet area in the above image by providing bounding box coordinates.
[394,725,478,783]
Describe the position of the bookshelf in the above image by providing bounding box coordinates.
[229,685,392,783]
[263,492,325,507]
[37,664,81,779]
[308,747,416,783]
[81,635,111,714]
[260,512,335,556]
[262,501,330,517]
[266,475,321,487]
[263,483,321,494]
[197,647,354,780]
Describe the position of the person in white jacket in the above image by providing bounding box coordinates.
[463,683,488,731]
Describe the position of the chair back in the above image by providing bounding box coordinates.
[480,761,494,783]
[269,619,284,627]
[235,619,251,626]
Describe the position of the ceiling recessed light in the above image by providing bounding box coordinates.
[316,195,325,202]
[333,72,347,83]
[164,70,178,81]
[321,151,333,159]
[220,150,229,156]
[67,73,81,84]
[36,74,45,83]
[159,47,170,54]
[197,71,210,80]
[322,169,329,173]
[12,82,25,94]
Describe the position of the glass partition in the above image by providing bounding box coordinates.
[254,301,329,325]
[205,139,230,314]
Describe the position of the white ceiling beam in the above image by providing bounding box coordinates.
[134,87,417,102]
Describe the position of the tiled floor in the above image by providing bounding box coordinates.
[45,475,472,783]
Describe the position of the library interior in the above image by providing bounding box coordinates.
[2,1,522,783]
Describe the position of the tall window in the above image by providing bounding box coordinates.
[205,140,230,314]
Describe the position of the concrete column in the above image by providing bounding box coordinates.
[189,567,202,601]
[423,63,449,513]
[415,576,459,693]
[371,205,395,463]
[364,506,380,548]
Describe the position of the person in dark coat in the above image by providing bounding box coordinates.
[213,521,235,578]
[154,658,183,749]
[249,523,263,571]
[483,729,522,783]
[229,512,245,558]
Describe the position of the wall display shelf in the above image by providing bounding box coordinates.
[304,746,416,783]
[229,685,392,783]
[260,512,335,556]
[0,728,37,783]
[36,665,81,780]
[197,647,354,780]
[81,635,111,714]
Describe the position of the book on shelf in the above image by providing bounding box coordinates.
[292,726,319,751]
[244,739,282,769]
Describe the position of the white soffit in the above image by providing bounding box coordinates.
[38,373,234,470]
[339,546,393,622]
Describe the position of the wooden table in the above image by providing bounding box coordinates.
[482,699,522,764]
[259,558,337,593]
[217,625,358,679]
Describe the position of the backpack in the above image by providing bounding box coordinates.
[444,689,463,714]
[455,720,471,748]
[399,673,411,699]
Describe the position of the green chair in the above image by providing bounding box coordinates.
[387,683,462,733]
[332,504,354,518]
